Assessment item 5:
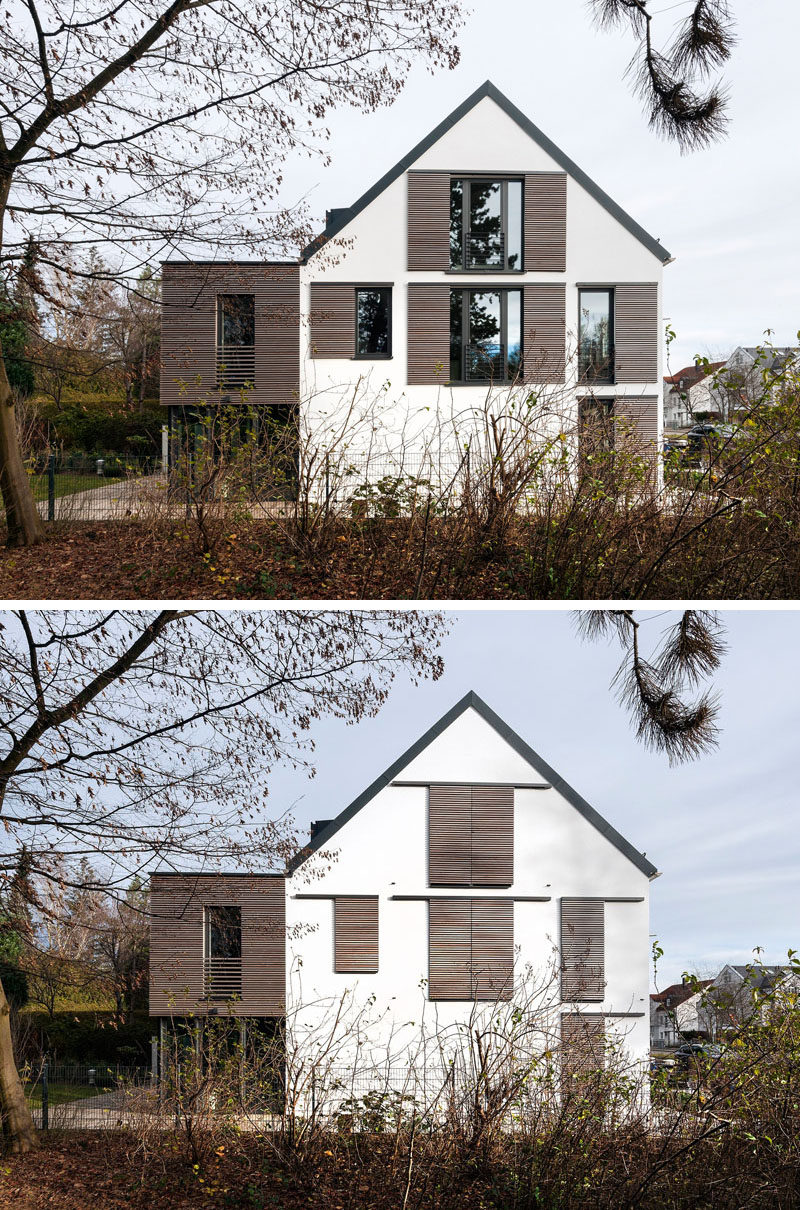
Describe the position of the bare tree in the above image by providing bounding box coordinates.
[0,607,446,1151]
[0,0,462,545]
[590,1,737,150]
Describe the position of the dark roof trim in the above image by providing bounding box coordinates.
[288,690,658,878]
[151,870,284,879]
[303,80,671,264]
[160,259,296,267]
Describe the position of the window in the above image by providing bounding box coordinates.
[428,785,514,887]
[449,289,522,383]
[428,898,513,1001]
[355,288,391,357]
[216,295,255,388]
[204,905,242,1000]
[578,289,614,382]
[450,179,522,270]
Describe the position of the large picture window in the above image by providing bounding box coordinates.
[450,179,523,271]
[450,288,522,383]
[578,289,614,382]
[355,287,391,357]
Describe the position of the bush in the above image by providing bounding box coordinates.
[32,396,164,456]
[18,1010,154,1064]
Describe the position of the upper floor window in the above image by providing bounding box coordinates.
[204,905,242,999]
[217,295,255,347]
[450,179,523,271]
[578,289,614,382]
[355,287,391,358]
[450,289,522,384]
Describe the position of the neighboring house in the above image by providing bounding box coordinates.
[160,81,671,472]
[663,362,724,430]
[698,963,799,1039]
[688,347,798,421]
[650,978,712,1047]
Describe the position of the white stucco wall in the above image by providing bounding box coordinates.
[285,705,652,1082]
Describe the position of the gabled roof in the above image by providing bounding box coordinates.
[303,81,671,265]
[664,362,724,387]
[651,979,712,1007]
[288,690,658,877]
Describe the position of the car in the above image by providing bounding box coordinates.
[674,1042,724,1065]
[685,423,738,452]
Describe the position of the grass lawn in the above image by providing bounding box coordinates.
[28,473,122,503]
[24,1082,111,1108]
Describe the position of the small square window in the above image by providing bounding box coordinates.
[355,288,391,357]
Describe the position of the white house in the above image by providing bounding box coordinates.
[150,692,658,1093]
[686,347,798,421]
[650,979,711,1047]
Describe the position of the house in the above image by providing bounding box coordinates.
[149,691,658,1093]
[160,81,671,477]
[698,963,798,1039]
[650,978,712,1047]
[663,362,724,430]
[687,347,798,421]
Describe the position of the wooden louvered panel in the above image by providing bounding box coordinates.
[560,898,605,1002]
[614,283,658,383]
[471,899,513,1001]
[524,173,567,271]
[429,785,472,885]
[428,898,472,1000]
[407,285,451,385]
[614,395,659,449]
[334,897,379,973]
[523,284,566,384]
[561,1013,606,1088]
[309,283,355,359]
[471,786,514,887]
[407,173,451,271]
[149,874,285,1017]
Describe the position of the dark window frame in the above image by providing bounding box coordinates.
[578,288,615,384]
[450,178,524,273]
[216,294,255,348]
[205,904,242,961]
[449,287,523,385]
[353,286,392,360]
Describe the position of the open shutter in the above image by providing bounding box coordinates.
[614,284,658,382]
[524,173,567,271]
[334,897,379,973]
[429,785,472,885]
[614,395,659,449]
[407,285,450,385]
[309,283,354,359]
[523,284,566,383]
[471,786,514,887]
[561,898,604,1001]
[407,173,451,271]
[471,899,513,1001]
[429,898,472,999]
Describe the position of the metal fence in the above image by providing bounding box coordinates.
[25,1061,155,1130]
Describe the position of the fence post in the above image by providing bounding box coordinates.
[41,1060,49,1131]
[324,453,331,507]
[151,1036,159,1086]
[161,424,169,475]
[47,453,55,523]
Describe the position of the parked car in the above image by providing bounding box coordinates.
[685,423,738,453]
[675,1042,725,1066]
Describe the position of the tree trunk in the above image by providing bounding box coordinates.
[0,976,38,1152]
[0,340,44,547]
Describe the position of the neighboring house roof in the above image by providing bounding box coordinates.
[303,80,672,264]
[664,362,724,389]
[651,979,712,1008]
[288,690,658,877]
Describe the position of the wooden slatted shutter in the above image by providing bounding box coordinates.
[524,173,567,271]
[614,284,658,383]
[471,899,513,1001]
[429,785,472,886]
[471,786,514,887]
[561,1012,606,1093]
[407,173,451,271]
[407,285,451,385]
[523,284,566,383]
[256,267,300,406]
[428,898,472,1000]
[309,283,355,359]
[334,897,379,973]
[560,898,604,1001]
[614,395,659,449]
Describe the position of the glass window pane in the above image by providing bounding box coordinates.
[507,182,522,270]
[468,182,503,267]
[450,289,463,381]
[467,291,502,380]
[450,180,463,269]
[218,295,254,346]
[356,288,390,355]
[208,906,241,959]
[579,291,613,380]
[507,290,521,379]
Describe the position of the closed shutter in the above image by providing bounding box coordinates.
[614,284,658,383]
[407,173,451,271]
[334,896,379,973]
[471,899,513,1001]
[407,285,451,385]
[561,898,604,1001]
[429,785,472,886]
[471,786,514,887]
[309,284,354,359]
[523,284,566,383]
[561,1012,606,1090]
[524,173,567,271]
[614,395,659,449]
[429,898,472,999]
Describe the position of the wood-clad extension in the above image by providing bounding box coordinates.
[522,284,566,384]
[614,283,659,383]
[160,263,299,408]
[560,898,605,1002]
[149,874,285,1017]
[524,173,567,272]
[334,897,379,973]
[428,897,513,1001]
[407,173,451,271]
[309,283,355,359]
[407,285,451,385]
[429,784,514,887]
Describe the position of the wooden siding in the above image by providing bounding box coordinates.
[560,898,605,1002]
[334,897,379,973]
[614,283,659,383]
[428,785,514,887]
[561,1013,606,1088]
[523,284,566,383]
[309,283,355,359]
[524,173,567,271]
[160,263,299,408]
[407,285,450,385]
[471,899,513,1000]
[407,173,451,271]
[615,395,659,448]
[428,898,513,1001]
[471,786,514,887]
[149,874,285,1017]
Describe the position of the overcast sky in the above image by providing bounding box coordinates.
[266,608,800,990]
[282,0,800,374]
